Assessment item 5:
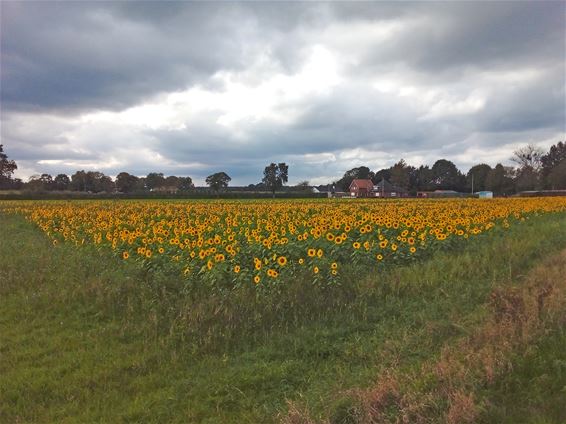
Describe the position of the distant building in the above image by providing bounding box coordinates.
[517,190,566,197]
[349,179,374,197]
[348,178,408,198]
[417,190,466,198]
[372,179,409,198]
[476,191,493,198]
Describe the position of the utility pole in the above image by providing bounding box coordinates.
[471,173,474,195]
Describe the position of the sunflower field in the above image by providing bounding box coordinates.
[2,198,566,292]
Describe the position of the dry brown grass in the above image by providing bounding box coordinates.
[283,249,566,424]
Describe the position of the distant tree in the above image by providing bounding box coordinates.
[91,172,114,193]
[431,159,465,190]
[486,163,515,195]
[389,159,411,190]
[335,166,374,191]
[511,144,543,191]
[70,170,114,192]
[511,144,543,172]
[413,165,434,191]
[26,174,55,192]
[26,175,44,192]
[466,164,492,192]
[515,167,540,192]
[178,176,194,191]
[145,173,165,190]
[294,180,310,191]
[262,162,289,197]
[115,172,140,193]
[547,160,566,189]
[540,141,566,189]
[39,173,54,191]
[205,172,231,193]
[0,144,18,189]
[53,174,71,191]
[70,170,89,191]
[164,175,180,189]
[372,168,391,185]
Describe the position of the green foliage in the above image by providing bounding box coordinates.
[262,162,289,196]
[0,144,18,189]
[206,172,231,192]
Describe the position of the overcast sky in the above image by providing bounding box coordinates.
[1,1,564,185]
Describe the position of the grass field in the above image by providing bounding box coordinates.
[1,199,566,423]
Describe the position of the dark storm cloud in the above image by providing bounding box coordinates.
[1,1,564,184]
[358,2,564,76]
[1,1,266,112]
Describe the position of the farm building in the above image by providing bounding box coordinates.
[348,179,408,198]
[349,179,374,197]
[476,191,493,198]
[372,179,409,198]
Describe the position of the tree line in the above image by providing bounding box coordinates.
[1,143,564,195]
[332,142,566,195]
[0,147,292,195]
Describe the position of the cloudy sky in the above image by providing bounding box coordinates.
[1,1,564,185]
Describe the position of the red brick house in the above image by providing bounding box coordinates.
[349,179,374,197]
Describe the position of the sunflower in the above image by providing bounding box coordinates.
[277,256,288,266]
[122,251,129,259]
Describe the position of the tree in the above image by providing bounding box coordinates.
[547,160,566,189]
[431,159,465,191]
[115,172,140,193]
[294,180,310,191]
[335,166,374,191]
[511,144,543,171]
[39,173,54,191]
[26,175,45,192]
[414,165,433,191]
[145,173,165,190]
[389,159,411,190]
[540,141,566,189]
[70,170,89,191]
[262,162,289,197]
[0,144,18,189]
[26,174,55,192]
[511,144,543,191]
[178,176,194,191]
[70,170,114,192]
[466,164,492,193]
[486,163,514,195]
[206,172,231,193]
[53,174,71,191]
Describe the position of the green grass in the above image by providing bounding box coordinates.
[1,211,566,423]
[480,326,566,424]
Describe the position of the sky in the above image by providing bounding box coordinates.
[1,1,565,186]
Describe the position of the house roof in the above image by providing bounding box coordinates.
[374,179,407,193]
[349,179,374,190]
